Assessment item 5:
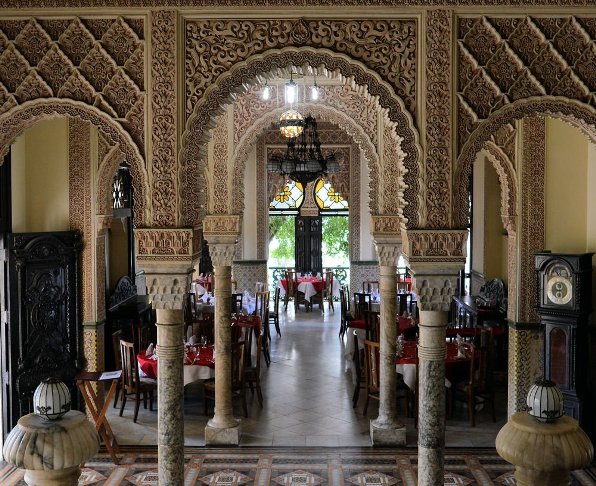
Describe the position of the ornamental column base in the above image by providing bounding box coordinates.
[205,421,240,445]
[24,468,81,486]
[370,419,406,446]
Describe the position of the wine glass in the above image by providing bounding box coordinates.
[200,335,208,347]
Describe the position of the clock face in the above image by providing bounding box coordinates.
[544,263,573,307]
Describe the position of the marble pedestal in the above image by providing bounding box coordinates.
[205,423,240,445]
[370,420,406,446]
[496,412,593,486]
[3,410,100,486]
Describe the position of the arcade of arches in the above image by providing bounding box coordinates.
[0,3,595,485]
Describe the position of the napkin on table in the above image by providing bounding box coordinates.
[188,335,197,345]
[145,343,154,357]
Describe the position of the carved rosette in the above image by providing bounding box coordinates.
[135,228,194,263]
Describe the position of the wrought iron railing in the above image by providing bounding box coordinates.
[268,266,350,296]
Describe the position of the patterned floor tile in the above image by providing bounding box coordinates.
[126,469,159,485]
[346,470,399,485]
[79,468,108,485]
[199,468,252,485]
[272,469,325,485]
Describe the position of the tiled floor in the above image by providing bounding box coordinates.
[3,447,595,485]
[107,303,507,447]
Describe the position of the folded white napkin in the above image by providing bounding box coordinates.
[186,326,192,341]
[201,292,210,303]
[188,335,197,345]
[145,343,154,357]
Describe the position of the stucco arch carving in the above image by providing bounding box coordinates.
[454,96,596,228]
[97,144,126,216]
[180,47,421,228]
[0,99,150,227]
[232,104,386,217]
[478,142,518,236]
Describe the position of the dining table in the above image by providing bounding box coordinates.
[395,341,471,391]
[345,316,417,357]
[137,346,215,386]
[277,277,340,303]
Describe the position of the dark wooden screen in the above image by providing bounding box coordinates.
[295,216,322,275]
[1,231,81,435]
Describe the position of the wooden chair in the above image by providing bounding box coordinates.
[363,310,380,342]
[244,331,264,407]
[450,329,496,426]
[284,269,296,310]
[204,339,247,417]
[256,290,271,366]
[111,330,123,407]
[268,287,281,338]
[119,340,156,423]
[352,332,365,408]
[363,339,381,415]
[353,292,371,320]
[365,281,380,293]
[339,287,354,338]
[193,314,215,344]
[325,271,335,311]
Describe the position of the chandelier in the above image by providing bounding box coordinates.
[268,115,339,186]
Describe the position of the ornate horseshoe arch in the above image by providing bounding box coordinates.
[454,96,596,228]
[232,104,385,216]
[180,47,421,228]
[478,142,518,235]
[0,99,151,227]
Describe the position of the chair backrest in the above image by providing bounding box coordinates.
[339,288,347,321]
[112,330,123,370]
[325,271,334,290]
[353,292,371,320]
[231,293,243,314]
[231,339,246,391]
[185,292,197,325]
[272,287,280,313]
[363,310,380,342]
[365,281,379,293]
[120,339,138,390]
[285,270,296,295]
[193,314,215,344]
[397,293,409,316]
[363,339,381,393]
[255,290,270,323]
[459,342,476,388]
[343,284,350,311]
[136,325,152,351]
[475,327,494,394]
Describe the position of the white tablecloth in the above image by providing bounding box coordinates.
[277,279,340,302]
[139,361,214,386]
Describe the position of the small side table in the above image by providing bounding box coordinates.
[75,370,121,464]
[3,410,99,486]
[496,412,594,486]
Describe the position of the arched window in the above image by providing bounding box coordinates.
[315,179,348,210]
[270,180,304,210]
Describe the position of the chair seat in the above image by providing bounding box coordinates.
[349,319,365,330]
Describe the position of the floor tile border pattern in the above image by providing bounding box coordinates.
[2,447,595,485]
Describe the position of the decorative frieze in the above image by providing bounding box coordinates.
[402,229,468,260]
[203,214,241,237]
[136,228,194,262]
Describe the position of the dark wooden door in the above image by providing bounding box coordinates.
[1,231,82,435]
[295,216,322,275]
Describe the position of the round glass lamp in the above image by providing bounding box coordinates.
[526,378,564,422]
[33,377,71,420]
[279,109,304,138]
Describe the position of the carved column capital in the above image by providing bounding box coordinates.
[374,242,402,267]
[141,262,194,310]
[208,243,237,268]
[409,261,463,313]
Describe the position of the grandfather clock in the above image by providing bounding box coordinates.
[535,252,594,439]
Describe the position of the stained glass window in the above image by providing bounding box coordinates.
[315,179,348,210]
[270,180,304,210]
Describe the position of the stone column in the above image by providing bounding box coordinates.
[404,229,467,486]
[371,230,405,445]
[204,215,241,445]
[136,228,197,485]
[155,308,185,485]
[417,309,448,485]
